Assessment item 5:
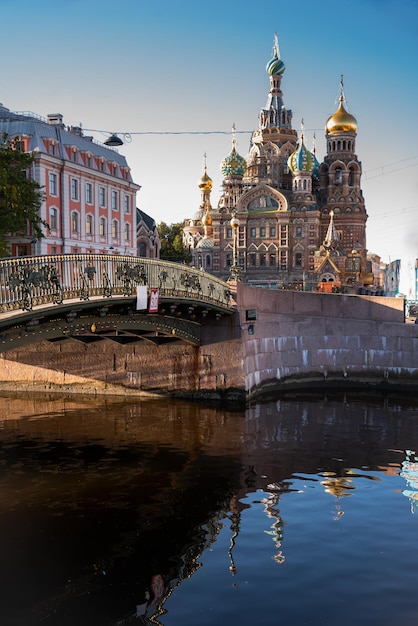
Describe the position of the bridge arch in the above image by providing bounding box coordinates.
[0,254,235,349]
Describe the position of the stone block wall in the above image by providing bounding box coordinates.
[237,284,418,399]
[0,327,245,402]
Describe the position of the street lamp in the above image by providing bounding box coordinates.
[229,210,240,281]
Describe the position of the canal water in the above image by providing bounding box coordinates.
[1,392,418,626]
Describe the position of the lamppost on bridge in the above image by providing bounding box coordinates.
[229,210,240,282]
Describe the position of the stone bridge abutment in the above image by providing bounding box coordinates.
[1,282,417,402]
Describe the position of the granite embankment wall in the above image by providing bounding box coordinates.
[0,284,417,401]
[236,283,418,399]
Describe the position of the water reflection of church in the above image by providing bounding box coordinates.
[183,34,377,293]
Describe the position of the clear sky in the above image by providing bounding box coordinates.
[1,0,417,294]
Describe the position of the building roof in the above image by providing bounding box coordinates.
[0,104,129,167]
[136,207,157,231]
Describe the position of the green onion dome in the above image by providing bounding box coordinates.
[288,135,317,174]
[221,143,246,178]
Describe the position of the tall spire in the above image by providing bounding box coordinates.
[322,210,340,254]
[259,33,291,131]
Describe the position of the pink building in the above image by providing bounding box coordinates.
[0,104,140,256]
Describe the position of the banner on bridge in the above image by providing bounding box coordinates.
[148,289,160,313]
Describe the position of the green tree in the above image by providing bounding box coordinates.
[0,133,47,256]
[158,221,191,263]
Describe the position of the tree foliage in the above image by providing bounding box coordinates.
[0,133,47,256]
[158,221,190,263]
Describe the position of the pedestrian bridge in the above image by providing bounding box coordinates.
[0,254,235,349]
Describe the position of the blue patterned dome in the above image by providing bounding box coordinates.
[221,138,246,178]
[288,135,319,177]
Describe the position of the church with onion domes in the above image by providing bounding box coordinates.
[183,34,376,293]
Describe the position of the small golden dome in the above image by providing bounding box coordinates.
[202,211,212,226]
[199,165,213,191]
[326,97,357,135]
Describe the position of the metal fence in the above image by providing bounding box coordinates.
[0,254,233,314]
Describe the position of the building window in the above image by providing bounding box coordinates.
[50,143,56,156]
[86,214,93,235]
[111,190,118,210]
[124,195,130,213]
[295,252,303,268]
[112,220,118,239]
[260,253,266,266]
[280,251,287,270]
[226,253,232,267]
[71,178,79,201]
[335,167,342,184]
[280,225,288,247]
[49,207,58,230]
[86,182,93,204]
[260,227,266,237]
[100,160,104,172]
[296,226,302,237]
[99,217,106,237]
[226,227,232,238]
[250,253,256,266]
[99,186,106,207]
[49,172,58,196]
[269,254,276,266]
[72,150,77,162]
[139,242,146,256]
[124,222,130,242]
[86,155,91,168]
[270,227,276,237]
[72,211,79,233]
[250,227,256,238]
[14,139,25,152]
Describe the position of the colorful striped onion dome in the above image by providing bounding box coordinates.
[287,134,320,178]
[266,34,285,76]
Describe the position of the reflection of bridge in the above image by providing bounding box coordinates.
[0,254,235,349]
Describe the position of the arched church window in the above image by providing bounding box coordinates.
[248,196,279,211]
[334,167,342,185]
[295,253,303,268]
[139,242,146,257]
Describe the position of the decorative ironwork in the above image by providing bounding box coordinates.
[102,271,112,298]
[0,254,233,315]
[6,262,64,310]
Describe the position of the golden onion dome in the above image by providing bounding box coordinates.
[326,97,357,135]
[199,165,213,191]
[202,210,212,226]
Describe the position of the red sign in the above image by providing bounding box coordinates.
[148,289,159,313]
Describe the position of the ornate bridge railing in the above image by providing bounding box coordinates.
[0,254,233,315]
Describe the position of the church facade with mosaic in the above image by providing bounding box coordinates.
[183,35,375,292]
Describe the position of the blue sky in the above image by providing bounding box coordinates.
[1,0,417,293]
